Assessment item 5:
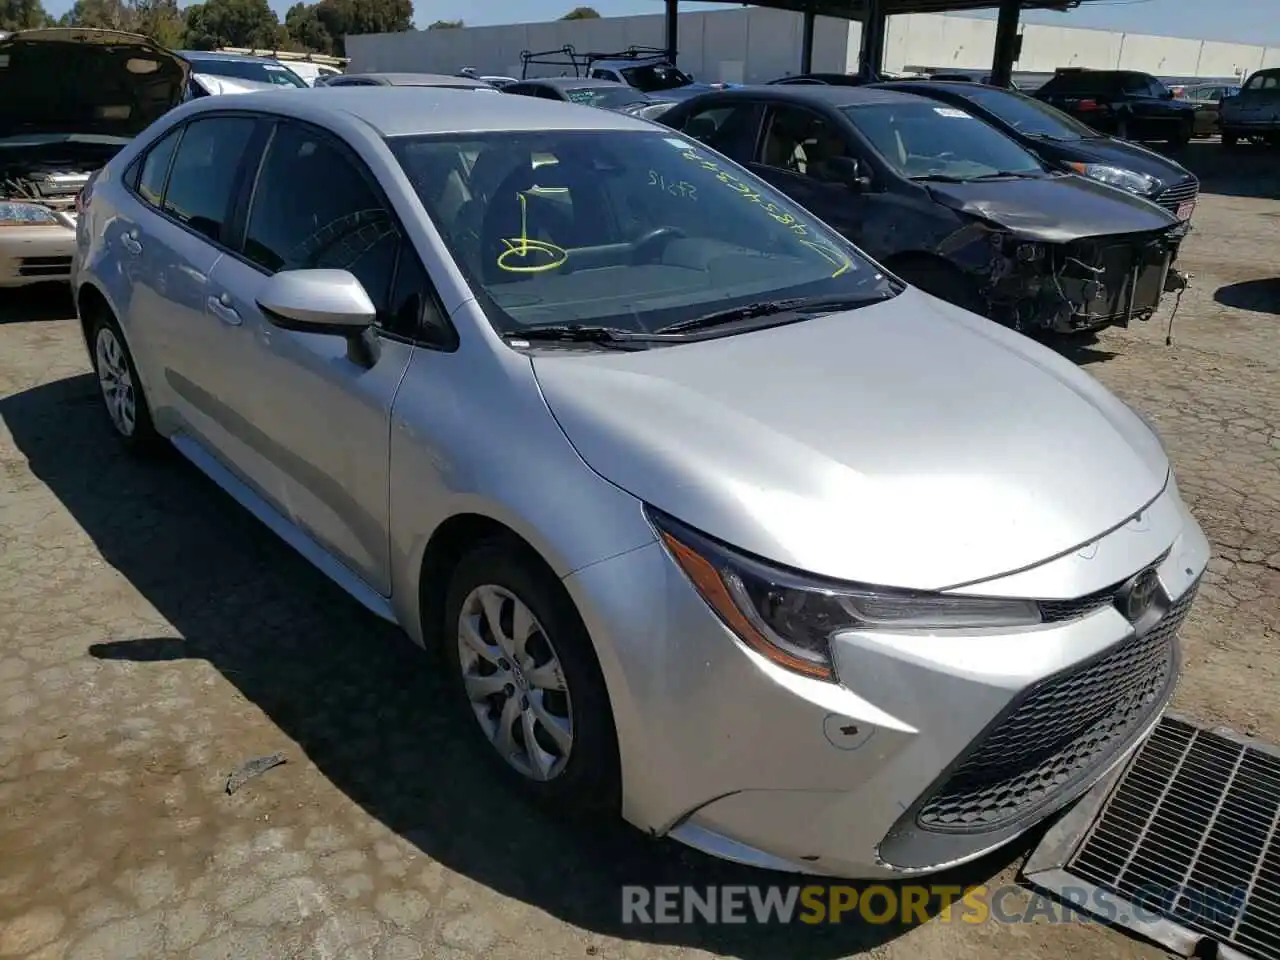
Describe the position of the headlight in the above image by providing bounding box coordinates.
[1068,162,1159,196]
[648,508,1042,683]
[0,200,61,226]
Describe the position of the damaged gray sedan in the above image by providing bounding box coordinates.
[660,86,1189,336]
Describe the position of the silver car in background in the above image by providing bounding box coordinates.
[74,88,1209,879]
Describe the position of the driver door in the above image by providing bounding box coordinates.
[748,104,866,244]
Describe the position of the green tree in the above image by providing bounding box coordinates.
[0,0,49,29]
[427,18,460,28]
[183,0,280,49]
[284,0,332,53]
[561,6,599,18]
[57,0,132,29]
[130,0,185,46]
[309,0,411,56]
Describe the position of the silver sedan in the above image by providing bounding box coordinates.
[73,87,1209,879]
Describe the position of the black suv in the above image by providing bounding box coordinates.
[1035,69,1198,145]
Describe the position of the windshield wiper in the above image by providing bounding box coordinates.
[909,173,967,182]
[659,292,894,335]
[504,324,668,348]
[966,170,1042,180]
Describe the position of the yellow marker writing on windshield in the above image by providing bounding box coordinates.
[497,192,568,274]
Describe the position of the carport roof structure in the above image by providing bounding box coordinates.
[658,0,1110,88]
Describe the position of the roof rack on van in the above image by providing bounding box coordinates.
[519,45,588,79]
[584,45,671,66]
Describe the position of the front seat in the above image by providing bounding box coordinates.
[478,160,578,284]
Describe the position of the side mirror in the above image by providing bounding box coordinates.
[256,269,381,367]
[827,155,872,190]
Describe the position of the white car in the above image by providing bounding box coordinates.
[286,61,343,86]
[0,27,187,288]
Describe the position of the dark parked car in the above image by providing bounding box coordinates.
[875,80,1200,222]
[1220,69,1280,147]
[659,85,1187,335]
[502,76,654,111]
[1179,82,1240,137]
[1034,68,1198,145]
[768,73,869,86]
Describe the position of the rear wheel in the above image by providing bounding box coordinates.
[1169,117,1194,147]
[1222,130,1239,148]
[90,311,161,454]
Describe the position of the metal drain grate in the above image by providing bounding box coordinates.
[1024,714,1280,960]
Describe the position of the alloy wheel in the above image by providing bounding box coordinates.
[456,584,574,781]
[95,326,136,437]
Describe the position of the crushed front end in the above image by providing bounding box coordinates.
[984,225,1189,335]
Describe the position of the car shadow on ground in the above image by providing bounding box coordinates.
[1170,141,1280,201]
[0,283,75,325]
[1214,278,1280,315]
[1,369,1030,959]
[1039,332,1120,366]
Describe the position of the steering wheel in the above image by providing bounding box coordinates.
[630,226,687,264]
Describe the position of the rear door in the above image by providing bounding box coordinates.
[669,100,762,160]
[117,114,263,442]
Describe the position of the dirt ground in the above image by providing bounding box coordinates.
[1,142,1277,960]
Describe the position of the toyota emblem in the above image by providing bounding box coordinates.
[1120,569,1161,623]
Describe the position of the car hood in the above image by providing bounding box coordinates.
[925,173,1178,242]
[532,289,1169,590]
[1052,136,1193,185]
[0,28,189,139]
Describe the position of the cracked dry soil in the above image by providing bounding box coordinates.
[1,146,1277,959]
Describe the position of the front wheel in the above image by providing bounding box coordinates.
[442,540,620,815]
[1169,117,1194,147]
[1222,130,1239,148]
[90,312,161,454]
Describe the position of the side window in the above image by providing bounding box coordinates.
[133,126,182,207]
[538,87,563,100]
[243,122,402,332]
[387,244,451,346]
[680,104,756,156]
[590,69,619,82]
[760,106,849,182]
[162,116,257,244]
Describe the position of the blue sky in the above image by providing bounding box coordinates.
[38,0,1276,45]
[406,1,1277,44]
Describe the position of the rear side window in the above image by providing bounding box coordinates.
[162,116,257,244]
[1041,72,1105,96]
[135,126,182,207]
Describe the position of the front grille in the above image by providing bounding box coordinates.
[1039,551,1169,623]
[916,581,1198,833]
[1154,177,1200,215]
[18,256,72,278]
[1064,716,1280,960]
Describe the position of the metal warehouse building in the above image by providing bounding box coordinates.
[345,5,1280,86]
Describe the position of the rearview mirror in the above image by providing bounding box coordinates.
[826,155,872,190]
[256,269,380,366]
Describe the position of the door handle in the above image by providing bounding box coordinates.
[207,294,242,326]
[121,234,142,255]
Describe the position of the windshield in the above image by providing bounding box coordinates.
[389,129,894,337]
[948,85,1100,140]
[619,63,693,92]
[844,101,1045,180]
[564,85,650,109]
[186,58,307,88]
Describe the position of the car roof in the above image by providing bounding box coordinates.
[341,72,494,87]
[878,79,1006,96]
[181,86,656,137]
[525,76,630,89]
[696,84,924,109]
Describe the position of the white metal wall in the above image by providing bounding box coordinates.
[345,7,1279,85]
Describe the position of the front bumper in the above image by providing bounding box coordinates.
[563,481,1210,879]
[0,221,76,287]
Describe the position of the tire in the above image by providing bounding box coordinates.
[442,538,620,816]
[1222,130,1239,149]
[1169,117,1193,147]
[890,257,988,318]
[88,310,162,455]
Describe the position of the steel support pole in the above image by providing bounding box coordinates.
[857,0,886,82]
[990,0,1021,88]
[801,9,816,74]
[665,0,679,64]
